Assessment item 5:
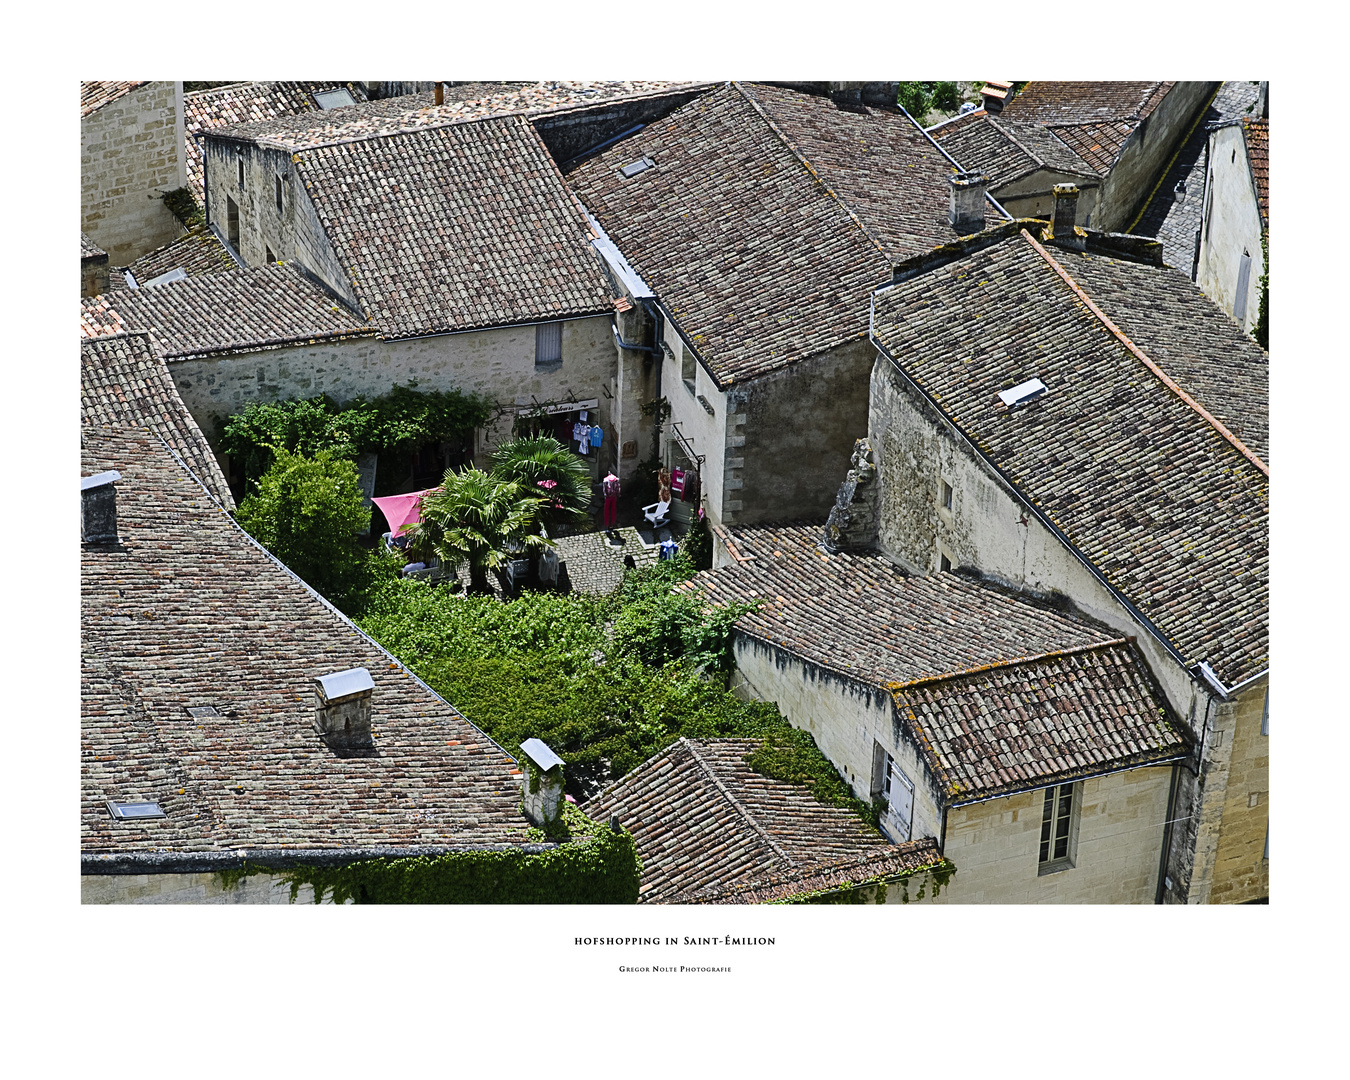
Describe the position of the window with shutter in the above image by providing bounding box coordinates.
[1234,250,1253,323]
[535,322,562,366]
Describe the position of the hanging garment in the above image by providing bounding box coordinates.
[681,468,699,503]
[589,426,603,448]
[670,468,685,498]
[572,421,584,444]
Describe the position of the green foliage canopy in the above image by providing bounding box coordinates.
[234,446,372,603]
[217,385,490,490]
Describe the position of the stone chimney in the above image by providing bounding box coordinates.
[981,81,1013,114]
[314,667,375,748]
[519,738,565,826]
[948,171,988,235]
[81,470,122,543]
[1042,184,1086,251]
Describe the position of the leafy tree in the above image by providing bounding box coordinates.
[217,385,489,490]
[930,81,960,111]
[407,468,552,594]
[896,82,931,117]
[488,435,592,532]
[234,447,372,603]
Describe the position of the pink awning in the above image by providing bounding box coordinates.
[371,489,436,537]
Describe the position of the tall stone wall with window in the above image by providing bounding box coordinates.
[169,314,622,473]
[931,767,1174,904]
[81,81,186,265]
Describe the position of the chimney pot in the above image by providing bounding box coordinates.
[81,470,122,543]
[980,81,1013,115]
[948,171,988,235]
[519,737,566,826]
[1043,183,1086,251]
[434,81,444,106]
[313,667,375,747]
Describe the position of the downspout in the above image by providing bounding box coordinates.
[1155,762,1181,904]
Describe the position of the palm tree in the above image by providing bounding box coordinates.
[488,435,592,532]
[407,468,553,595]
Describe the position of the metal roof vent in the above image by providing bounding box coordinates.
[519,738,566,827]
[998,377,1048,409]
[313,87,356,111]
[619,156,655,179]
[107,799,165,821]
[81,470,122,543]
[314,667,375,748]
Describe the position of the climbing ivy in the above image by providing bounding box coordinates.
[161,187,205,231]
[781,861,956,905]
[217,805,640,904]
[217,384,490,492]
[744,730,881,828]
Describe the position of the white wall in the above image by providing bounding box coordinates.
[1196,124,1265,333]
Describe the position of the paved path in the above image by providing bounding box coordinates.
[551,526,664,595]
[1132,82,1263,271]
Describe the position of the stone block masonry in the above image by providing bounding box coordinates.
[82,82,186,266]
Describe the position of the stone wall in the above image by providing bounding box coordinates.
[730,635,946,844]
[1196,123,1266,333]
[932,766,1174,903]
[731,337,876,526]
[82,871,330,904]
[202,138,359,311]
[169,314,624,472]
[995,173,1101,225]
[658,313,729,524]
[866,350,1247,903]
[1208,682,1269,902]
[1097,81,1219,232]
[536,87,714,170]
[81,81,186,265]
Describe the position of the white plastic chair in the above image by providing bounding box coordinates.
[643,499,671,527]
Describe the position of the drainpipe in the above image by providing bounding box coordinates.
[612,323,660,354]
[1155,762,1181,904]
[939,804,949,856]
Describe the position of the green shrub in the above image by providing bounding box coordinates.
[234,447,373,605]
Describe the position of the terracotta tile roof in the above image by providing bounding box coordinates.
[684,524,1111,687]
[870,231,1268,687]
[1003,82,1177,125]
[686,840,944,903]
[81,80,146,117]
[572,83,971,386]
[111,229,239,290]
[82,426,535,862]
[1244,117,1269,227]
[1068,252,1268,459]
[997,83,1179,176]
[81,232,107,260]
[209,81,694,154]
[294,116,612,339]
[81,332,234,509]
[182,81,368,203]
[582,737,941,903]
[929,110,1097,186]
[894,642,1186,803]
[741,82,982,261]
[80,263,374,360]
[1046,121,1140,177]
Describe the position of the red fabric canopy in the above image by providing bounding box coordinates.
[371,489,436,537]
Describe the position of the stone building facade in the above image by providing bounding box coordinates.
[694,525,1188,904]
[863,223,1268,903]
[1196,118,1268,334]
[81,81,186,265]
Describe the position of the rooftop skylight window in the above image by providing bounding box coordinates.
[998,377,1048,409]
[107,799,165,821]
[619,156,656,179]
[143,267,188,289]
[313,88,356,111]
[186,706,221,719]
